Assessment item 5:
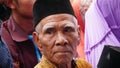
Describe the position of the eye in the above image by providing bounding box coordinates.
[45,28,55,34]
[63,26,75,33]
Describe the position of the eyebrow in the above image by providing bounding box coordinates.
[42,21,75,31]
[64,22,75,28]
[42,22,55,31]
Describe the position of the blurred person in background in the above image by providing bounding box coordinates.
[80,0,93,21]
[1,0,41,68]
[0,1,13,68]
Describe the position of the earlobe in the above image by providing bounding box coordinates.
[32,32,38,42]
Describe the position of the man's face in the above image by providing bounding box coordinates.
[33,14,80,65]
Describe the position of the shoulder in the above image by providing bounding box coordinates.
[75,58,92,68]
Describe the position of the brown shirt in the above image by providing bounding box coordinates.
[1,16,38,68]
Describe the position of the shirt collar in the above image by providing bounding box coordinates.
[34,56,57,68]
[8,16,29,42]
[34,56,77,68]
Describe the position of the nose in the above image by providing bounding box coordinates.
[55,33,68,46]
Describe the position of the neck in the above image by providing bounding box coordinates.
[57,63,71,68]
[12,12,34,35]
[54,61,72,68]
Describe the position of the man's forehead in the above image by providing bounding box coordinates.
[35,14,78,31]
[42,21,75,29]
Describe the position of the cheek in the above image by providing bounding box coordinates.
[42,45,53,56]
[19,0,35,13]
[39,35,55,56]
[67,33,79,53]
[40,33,57,46]
[40,36,55,46]
[20,0,35,7]
[40,40,54,58]
[68,33,79,45]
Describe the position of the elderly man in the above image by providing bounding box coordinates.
[32,0,92,68]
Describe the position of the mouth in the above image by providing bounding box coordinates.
[54,51,72,55]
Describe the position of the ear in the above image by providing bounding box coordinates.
[32,32,43,52]
[5,0,16,9]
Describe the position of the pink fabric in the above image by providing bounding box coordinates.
[7,16,28,42]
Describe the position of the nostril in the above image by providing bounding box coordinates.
[56,41,68,46]
[64,42,68,45]
[56,43,61,46]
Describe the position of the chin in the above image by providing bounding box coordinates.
[54,54,73,64]
[58,58,71,64]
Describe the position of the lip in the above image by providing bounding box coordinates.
[54,51,72,54]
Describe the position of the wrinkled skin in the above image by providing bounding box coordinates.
[33,14,80,68]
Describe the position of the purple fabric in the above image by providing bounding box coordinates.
[97,0,120,42]
[85,0,120,68]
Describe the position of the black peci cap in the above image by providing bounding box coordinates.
[33,0,75,27]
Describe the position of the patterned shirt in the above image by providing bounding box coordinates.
[34,56,92,68]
